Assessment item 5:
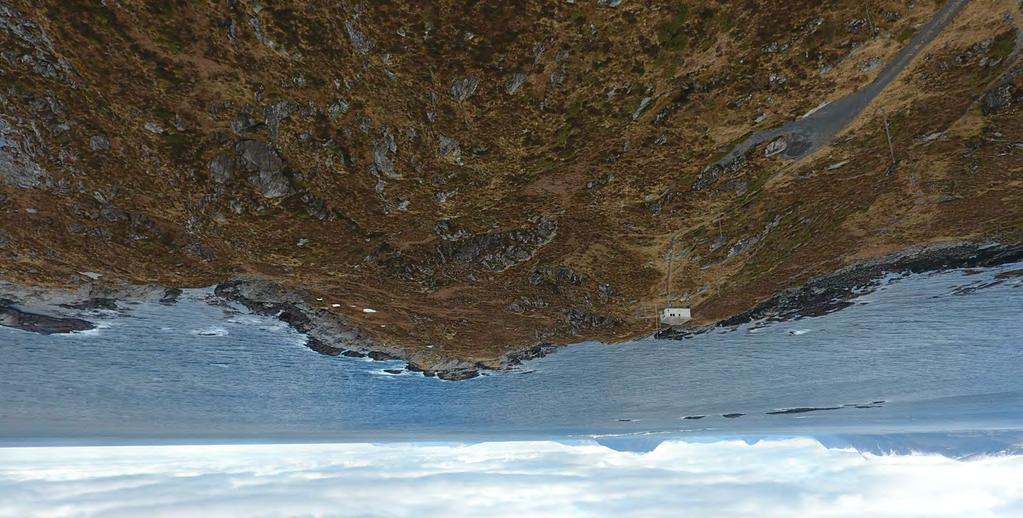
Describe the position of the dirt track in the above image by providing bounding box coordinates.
[714,0,970,166]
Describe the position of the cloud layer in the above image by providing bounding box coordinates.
[2,438,1023,517]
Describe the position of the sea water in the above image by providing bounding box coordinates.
[1,263,1021,444]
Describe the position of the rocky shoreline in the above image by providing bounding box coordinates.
[211,280,491,381]
[2,241,1021,380]
[659,241,1023,340]
[0,298,95,335]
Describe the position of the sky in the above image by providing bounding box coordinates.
[2,437,1023,517]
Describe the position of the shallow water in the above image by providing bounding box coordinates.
[1,263,1021,443]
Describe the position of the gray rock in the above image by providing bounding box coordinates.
[0,5,72,83]
[208,154,235,183]
[632,96,652,120]
[0,117,47,189]
[761,41,790,54]
[236,139,283,174]
[235,140,292,198]
[438,136,462,164]
[506,72,527,94]
[530,265,585,287]
[327,99,350,119]
[982,84,1016,115]
[437,216,557,272]
[89,135,110,152]
[508,296,548,313]
[248,16,275,49]
[160,288,182,305]
[372,142,399,179]
[765,137,787,157]
[563,308,618,332]
[370,130,400,179]
[768,72,787,89]
[450,76,480,102]
[264,101,291,139]
[597,0,622,7]
[0,299,95,335]
[433,220,471,241]
[231,110,260,135]
[861,56,883,71]
[345,20,372,55]
[847,18,869,34]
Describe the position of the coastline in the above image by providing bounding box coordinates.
[2,240,1021,380]
[661,241,1023,340]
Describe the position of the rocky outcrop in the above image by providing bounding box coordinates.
[437,216,558,272]
[213,278,490,380]
[0,117,47,189]
[236,139,293,198]
[0,298,94,334]
[214,280,374,353]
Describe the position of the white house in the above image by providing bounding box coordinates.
[660,307,692,326]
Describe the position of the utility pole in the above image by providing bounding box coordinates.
[664,233,676,309]
[653,302,660,337]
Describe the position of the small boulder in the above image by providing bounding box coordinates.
[450,76,480,102]
[89,135,110,152]
[765,137,787,157]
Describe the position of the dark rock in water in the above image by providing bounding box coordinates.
[0,299,95,334]
[411,358,484,381]
[435,369,479,381]
[306,338,342,356]
[213,279,496,381]
[503,342,557,366]
[383,369,404,375]
[213,281,347,358]
[160,288,183,305]
[766,406,841,415]
[996,269,1023,280]
[368,350,398,361]
[59,298,118,311]
[722,413,745,419]
[683,415,706,420]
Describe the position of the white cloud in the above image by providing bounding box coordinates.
[1,438,1022,517]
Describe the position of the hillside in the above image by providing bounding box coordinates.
[1,0,1022,377]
